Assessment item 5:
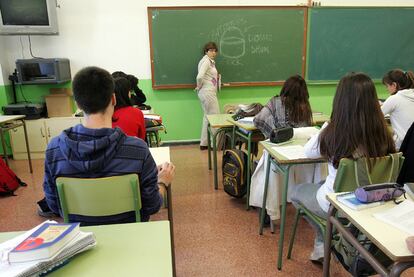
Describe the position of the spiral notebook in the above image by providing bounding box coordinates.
[0,221,96,277]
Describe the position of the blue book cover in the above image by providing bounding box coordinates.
[11,223,79,253]
[337,192,383,210]
[8,222,80,263]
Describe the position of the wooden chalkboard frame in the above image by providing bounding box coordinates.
[147,6,308,89]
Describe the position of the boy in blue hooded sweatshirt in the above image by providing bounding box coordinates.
[42,66,175,225]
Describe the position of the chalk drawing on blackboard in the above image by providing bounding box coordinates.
[220,26,245,59]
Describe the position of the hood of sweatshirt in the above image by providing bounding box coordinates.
[57,124,126,173]
[398,88,414,101]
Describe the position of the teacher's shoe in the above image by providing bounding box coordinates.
[200,145,208,150]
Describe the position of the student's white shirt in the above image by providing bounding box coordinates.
[381,88,414,148]
[196,55,218,92]
[304,122,337,212]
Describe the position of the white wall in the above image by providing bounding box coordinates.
[1,0,413,84]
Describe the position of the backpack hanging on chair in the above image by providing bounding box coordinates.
[0,158,27,195]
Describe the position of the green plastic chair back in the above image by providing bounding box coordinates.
[56,174,141,223]
[333,152,403,193]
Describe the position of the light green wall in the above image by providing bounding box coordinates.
[0,80,390,146]
[0,85,12,155]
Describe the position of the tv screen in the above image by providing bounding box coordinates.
[0,0,58,35]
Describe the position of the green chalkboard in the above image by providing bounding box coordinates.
[307,7,414,81]
[148,7,306,89]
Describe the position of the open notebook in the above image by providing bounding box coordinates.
[373,200,414,235]
[0,221,96,277]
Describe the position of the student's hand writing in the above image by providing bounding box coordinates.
[157,162,175,186]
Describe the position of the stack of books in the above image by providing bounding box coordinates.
[0,220,96,277]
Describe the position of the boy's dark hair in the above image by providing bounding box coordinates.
[72,66,114,114]
[112,71,128,79]
[203,42,218,54]
[114,77,132,109]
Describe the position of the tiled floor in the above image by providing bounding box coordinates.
[1,145,406,276]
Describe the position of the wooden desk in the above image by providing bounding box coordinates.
[206,114,234,190]
[0,221,173,277]
[324,194,414,276]
[0,115,32,173]
[260,140,326,270]
[227,118,264,209]
[227,112,328,209]
[149,146,176,276]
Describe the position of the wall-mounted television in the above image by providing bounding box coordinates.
[0,0,58,35]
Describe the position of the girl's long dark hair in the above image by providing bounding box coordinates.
[114,77,132,110]
[320,72,395,168]
[280,75,312,125]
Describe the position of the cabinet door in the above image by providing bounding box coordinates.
[46,117,82,142]
[9,119,47,153]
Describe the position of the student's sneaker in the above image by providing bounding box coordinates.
[258,208,271,227]
[309,238,324,264]
[200,145,208,150]
[37,198,59,218]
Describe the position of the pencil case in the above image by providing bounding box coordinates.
[270,127,293,144]
[354,183,405,203]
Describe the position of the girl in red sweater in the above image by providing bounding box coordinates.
[112,77,146,140]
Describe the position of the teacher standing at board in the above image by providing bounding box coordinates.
[195,42,220,150]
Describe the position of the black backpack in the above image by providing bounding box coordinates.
[222,149,248,198]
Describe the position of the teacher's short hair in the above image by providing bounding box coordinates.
[203,42,218,54]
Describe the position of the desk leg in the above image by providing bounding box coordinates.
[22,120,33,173]
[277,165,291,270]
[231,126,235,148]
[259,155,272,235]
[212,129,220,190]
[207,124,212,170]
[155,131,160,147]
[0,128,8,166]
[323,205,336,277]
[166,186,176,277]
[245,132,252,210]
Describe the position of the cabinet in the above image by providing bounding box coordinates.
[10,117,81,160]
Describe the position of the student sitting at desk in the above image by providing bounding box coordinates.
[253,74,312,137]
[112,77,146,140]
[291,72,396,263]
[250,75,323,221]
[112,71,149,109]
[42,66,175,224]
[381,69,414,149]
